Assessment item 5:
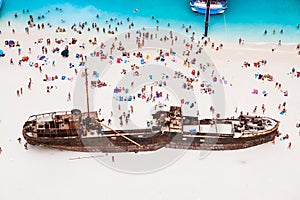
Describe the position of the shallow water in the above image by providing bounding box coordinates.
[0,0,299,42]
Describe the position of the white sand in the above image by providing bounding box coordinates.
[0,12,300,200]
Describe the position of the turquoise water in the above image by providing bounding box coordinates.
[0,0,299,43]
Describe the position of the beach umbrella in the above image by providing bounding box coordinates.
[61,49,69,57]
[8,40,15,46]
[22,56,29,62]
[39,55,46,60]
[0,49,4,56]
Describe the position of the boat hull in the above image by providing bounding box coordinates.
[190,0,227,15]
[22,129,174,152]
[23,123,279,152]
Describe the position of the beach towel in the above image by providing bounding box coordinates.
[262,90,268,96]
[252,89,258,94]
[39,55,46,60]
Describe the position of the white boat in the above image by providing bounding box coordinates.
[190,0,227,15]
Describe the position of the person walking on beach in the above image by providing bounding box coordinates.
[17,137,21,144]
[0,147,2,154]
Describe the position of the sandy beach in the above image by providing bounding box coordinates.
[0,8,300,200]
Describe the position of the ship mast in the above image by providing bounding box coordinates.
[204,0,211,37]
[85,68,90,117]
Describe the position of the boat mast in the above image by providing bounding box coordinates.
[204,0,211,37]
[84,68,90,117]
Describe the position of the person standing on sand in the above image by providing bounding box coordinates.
[262,104,266,114]
[28,78,32,89]
[253,106,257,114]
[67,92,71,101]
[24,142,28,150]
[238,38,242,45]
[130,105,133,113]
[17,137,21,144]
[288,142,291,149]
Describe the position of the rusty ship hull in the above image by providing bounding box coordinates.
[22,108,279,152]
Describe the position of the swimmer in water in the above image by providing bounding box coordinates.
[134,8,139,13]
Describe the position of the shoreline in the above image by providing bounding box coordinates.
[0,4,299,44]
